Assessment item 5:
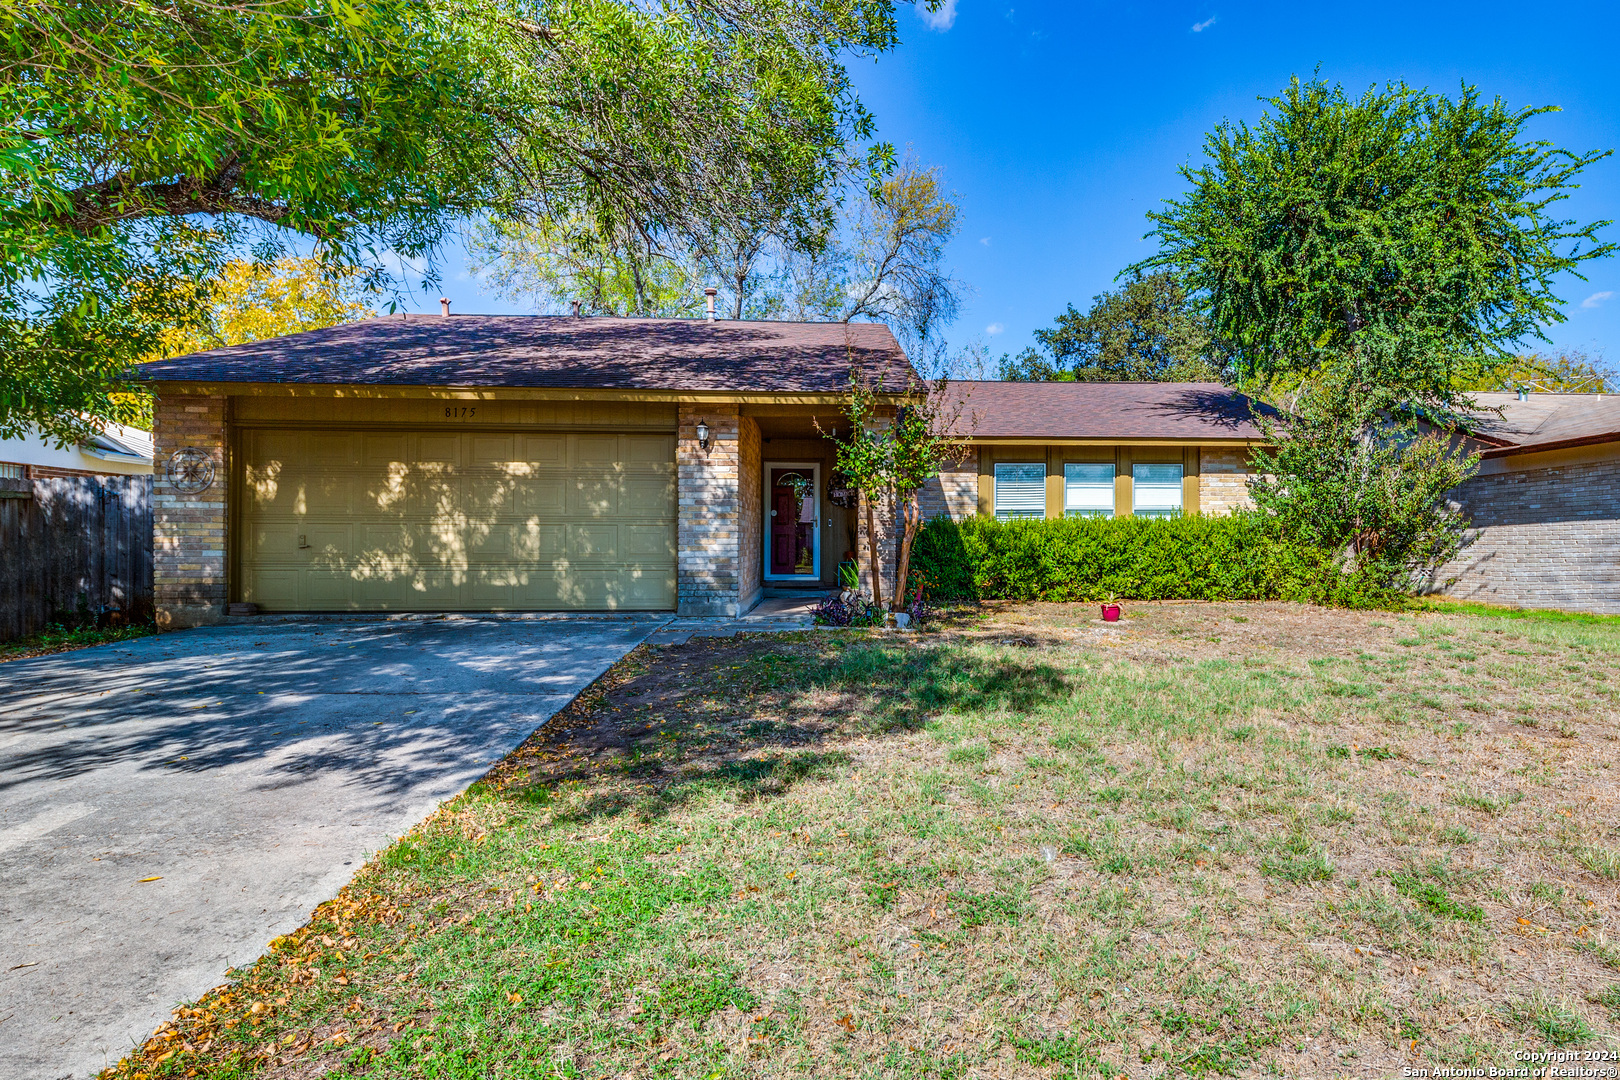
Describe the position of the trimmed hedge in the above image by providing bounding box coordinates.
[910,513,1385,605]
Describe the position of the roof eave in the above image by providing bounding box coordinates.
[142,379,897,406]
[1479,430,1620,459]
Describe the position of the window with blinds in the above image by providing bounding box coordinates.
[1132,463,1183,517]
[0,462,23,480]
[993,462,1046,520]
[1063,462,1114,517]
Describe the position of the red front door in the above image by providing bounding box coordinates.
[769,469,815,576]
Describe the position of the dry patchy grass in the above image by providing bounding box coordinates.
[101,601,1620,1079]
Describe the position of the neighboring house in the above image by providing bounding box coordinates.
[0,421,155,480]
[1435,391,1620,614]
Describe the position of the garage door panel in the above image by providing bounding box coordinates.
[569,524,620,561]
[362,434,408,467]
[513,475,567,515]
[468,570,520,604]
[623,524,676,559]
[308,433,358,466]
[464,474,516,517]
[620,569,678,607]
[302,524,353,559]
[241,428,674,611]
[299,475,354,514]
[521,435,566,465]
[574,434,620,466]
[306,570,355,606]
[407,480,460,517]
[572,476,620,517]
[624,476,675,512]
[245,570,299,606]
[414,435,460,464]
[469,435,515,466]
[246,524,300,559]
[625,435,675,465]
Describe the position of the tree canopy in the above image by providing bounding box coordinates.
[1137,77,1614,415]
[3,0,924,442]
[997,272,1222,382]
[156,258,374,358]
[467,156,965,368]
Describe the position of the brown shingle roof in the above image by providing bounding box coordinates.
[1465,392,1620,456]
[945,381,1268,440]
[138,314,915,393]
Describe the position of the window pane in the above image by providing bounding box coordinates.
[1133,462,1183,516]
[1064,462,1114,517]
[994,462,1046,520]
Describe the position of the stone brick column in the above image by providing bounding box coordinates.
[153,393,228,628]
[677,405,753,616]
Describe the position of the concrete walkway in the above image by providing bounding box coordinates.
[0,618,663,1080]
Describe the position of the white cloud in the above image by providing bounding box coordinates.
[980,236,991,246]
[986,322,1004,336]
[916,0,958,31]
[1191,15,1217,31]
[1582,291,1614,309]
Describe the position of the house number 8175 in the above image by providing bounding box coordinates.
[443,406,477,419]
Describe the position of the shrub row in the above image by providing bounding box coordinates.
[909,513,1391,606]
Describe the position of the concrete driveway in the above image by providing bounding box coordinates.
[0,616,664,1080]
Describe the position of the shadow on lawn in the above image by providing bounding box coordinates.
[494,636,1077,825]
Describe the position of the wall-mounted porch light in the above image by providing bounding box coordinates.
[696,420,711,451]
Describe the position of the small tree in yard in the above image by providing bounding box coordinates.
[1139,76,1613,590]
[826,369,969,612]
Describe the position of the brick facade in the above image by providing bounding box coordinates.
[677,405,760,616]
[153,393,228,628]
[1434,455,1620,614]
[737,415,763,615]
[917,454,979,522]
[1198,447,1254,514]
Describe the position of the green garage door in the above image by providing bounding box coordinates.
[239,429,676,611]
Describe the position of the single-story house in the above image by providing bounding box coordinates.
[1438,391,1620,614]
[140,312,1617,624]
[139,312,1270,627]
[0,420,155,480]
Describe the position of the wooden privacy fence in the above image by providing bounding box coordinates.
[0,475,153,641]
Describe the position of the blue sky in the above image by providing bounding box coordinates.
[427,0,1620,368]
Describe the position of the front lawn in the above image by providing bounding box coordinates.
[105,601,1620,1078]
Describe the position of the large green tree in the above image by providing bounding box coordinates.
[3,0,924,443]
[1137,77,1613,414]
[997,271,1223,381]
[1136,77,1613,590]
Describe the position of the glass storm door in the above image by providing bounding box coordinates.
[769,468,817,576]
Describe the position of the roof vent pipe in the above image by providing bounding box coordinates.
[704,287,718,321]
[1518,386,1529,401]
[570,299,582,317]
[440,297,451,317]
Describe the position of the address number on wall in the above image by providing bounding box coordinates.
[442,406,478,419]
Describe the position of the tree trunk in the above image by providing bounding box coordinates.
[864,494,883,611]
[891,493,919,612]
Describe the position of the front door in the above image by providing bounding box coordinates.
[768,467,817,577]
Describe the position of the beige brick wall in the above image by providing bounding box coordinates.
[677,405,753,616]
[153,393,228,628]
[737,415,763,614]
[1199,447,1254,514]
[1433,456,1620,614]
[917,453,979,522]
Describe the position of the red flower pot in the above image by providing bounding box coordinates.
[1101,603,1121,622]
